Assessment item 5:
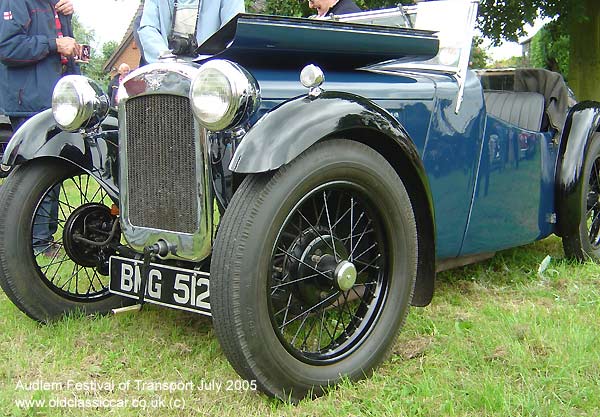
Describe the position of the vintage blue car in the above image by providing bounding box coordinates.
[0,0,598,401]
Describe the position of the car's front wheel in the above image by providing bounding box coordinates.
[0,159,131,322]
[210,139,418,401]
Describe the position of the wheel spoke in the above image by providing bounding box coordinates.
[40,255,70,272]
[348,219,373,261]
[290,309,312,347]
[72,175,86,203]
[296,209,336,253]
[279,291,340,330]
[60,181,74,212]
[589,211,600,245]
[341,229,374,242]
[89,185,103,203]
[271,271,322,290]
[84,175,91,202]
[323,191,338,261]
[586,201,599,218]
[357,253,382,275]
[312,197,325,226]
[594,160,600,191]
[299,315,319,350]
[317,307,327,351]
[277,246,334,281]
[350,196,354,264]
[352,242,378,262]
[275,293,294,321]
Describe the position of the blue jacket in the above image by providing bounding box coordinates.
[0,0,79,117]
[138,0,245,64]
[328,0,361,16]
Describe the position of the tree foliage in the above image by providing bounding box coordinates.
[469,36,489,69]
[529,21,569,78]
[72,16,117,90]
[248,0,414,17]
[478,0,585,45]
[491,55,527,69]
[478,0,599,100]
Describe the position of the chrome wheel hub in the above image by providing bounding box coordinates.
[335,260,357,291]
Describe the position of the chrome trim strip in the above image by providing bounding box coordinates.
[368,63,458,75]
[243,20,436,42]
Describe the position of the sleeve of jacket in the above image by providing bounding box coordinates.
[138,0,169,64]
[0,0,56,67]
[219,0,245,25]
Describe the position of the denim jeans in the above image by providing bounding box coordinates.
[32,185,60,253]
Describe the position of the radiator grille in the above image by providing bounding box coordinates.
[125,94,199,234]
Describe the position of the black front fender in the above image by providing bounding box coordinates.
[555,101,600,237]
[230,91,423,174]
[2,109,120,198]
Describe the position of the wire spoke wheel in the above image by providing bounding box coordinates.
[269,182,388,363]
[586,155,600,248]
[0,159,131,322]
[32,173,113,301]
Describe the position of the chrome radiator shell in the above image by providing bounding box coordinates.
[118,63,213,262]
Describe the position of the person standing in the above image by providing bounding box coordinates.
[0,0,80,130]
[308,0,361,18]
[108,63,131,107]
[0,0,80,256]
[138,0,245,64]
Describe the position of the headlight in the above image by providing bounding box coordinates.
[190,60,260,131]
[52,75,109,132]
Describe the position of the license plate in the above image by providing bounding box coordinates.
[109,256,210,316]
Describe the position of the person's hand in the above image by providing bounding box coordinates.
[56,37,81,58]
[55,0,74,16]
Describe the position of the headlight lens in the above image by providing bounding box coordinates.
[52,75,109,132]
[190,60,260,131]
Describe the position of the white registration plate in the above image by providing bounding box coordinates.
[109,256,210,316]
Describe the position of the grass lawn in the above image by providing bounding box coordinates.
[0,234,599,416]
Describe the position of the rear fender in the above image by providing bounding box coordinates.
[555,101,600,238]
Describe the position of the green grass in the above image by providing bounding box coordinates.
[1,236,599,416]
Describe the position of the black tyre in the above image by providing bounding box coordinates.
[0,159,131,322]
[211,139,418,401]
[563,133,600,260]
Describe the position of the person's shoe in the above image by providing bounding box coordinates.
[42,244,61,259]
[34,243,61,258]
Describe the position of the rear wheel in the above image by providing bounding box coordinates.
[0,159,131,322]
[210,140,418,401]
[563,133,600,260]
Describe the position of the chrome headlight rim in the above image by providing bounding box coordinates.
[52,75,109,132]
[190,59,260,131]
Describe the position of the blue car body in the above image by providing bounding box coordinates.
[4,10,598,290]
[2,3,600,400]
